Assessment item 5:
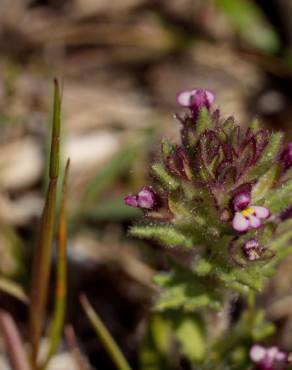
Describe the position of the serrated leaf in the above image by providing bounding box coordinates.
[250,118,260,132]
[168,197,190,220]
[265,179,292,213]
[196,108,212,136]
[139,314,172,370]
[251,164,279,202]
[193,260,213,276]
[252,310,275,341]
[161,139,175,161]
[130,224,194,248]
[152,163,179,191]
[174,316,206,362]
[150,315,172,355]
[154,285,188,311]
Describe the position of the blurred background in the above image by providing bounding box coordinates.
[0,0,292,369]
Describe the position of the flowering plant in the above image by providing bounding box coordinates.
[125,89,292,369]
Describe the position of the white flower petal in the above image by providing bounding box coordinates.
[266,346,279,360]
[176,90,195,107]
[253,206,270,219]
[249,215,261,229]
[250,345,266,363]
[232,212,249,232]
[205,90,215,104]
[275,351,286,361]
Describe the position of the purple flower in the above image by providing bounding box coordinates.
[124,194,139,207]
[176,88,215,113]
[280,143,292,170]
[232,205,270,232]
[242,238,263,261]
[250,344,288,370]
[124,186,158,210]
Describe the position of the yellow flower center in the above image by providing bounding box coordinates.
[241,207,255,217]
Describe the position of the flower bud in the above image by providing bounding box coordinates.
[242,238,263,261]
[124,186,158,210]
[176,88,215,114]
[137,187,157,209]
[124,194,138,207]
[233,192,251,212]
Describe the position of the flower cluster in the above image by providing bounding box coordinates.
[125,87,292,296]
[125,88,292,262]
[250,345,290,370]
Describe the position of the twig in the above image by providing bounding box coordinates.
[0,310,31,370]
[65,325,91,370]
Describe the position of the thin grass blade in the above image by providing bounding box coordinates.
[0,277,28,304]
[80,294,132,370]
[41,159,70,370]
[29,79,61,367]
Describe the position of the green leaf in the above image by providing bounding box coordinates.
[252,310,275,341]
[270,222,292,250]
[168,197,190,220]
[193,260,213,276]
[139,314,172,370]
[250,118,260,132]
[265,179,292,213]
[161,139,175,161]
[196,108,212,136]
[154,285,189,311]
[130,224,194,248]
[152,163,179,191]
[173,315,206,362]
[251,164,279,202]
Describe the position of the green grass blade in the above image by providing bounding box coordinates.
[41,159,70,370]
[0,277,28,304]
[29,80,61,368]
[80,294,132,370]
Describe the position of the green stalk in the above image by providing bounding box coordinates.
[80,294,132,370]
[29,80,61,368]
[41,159,70,370]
